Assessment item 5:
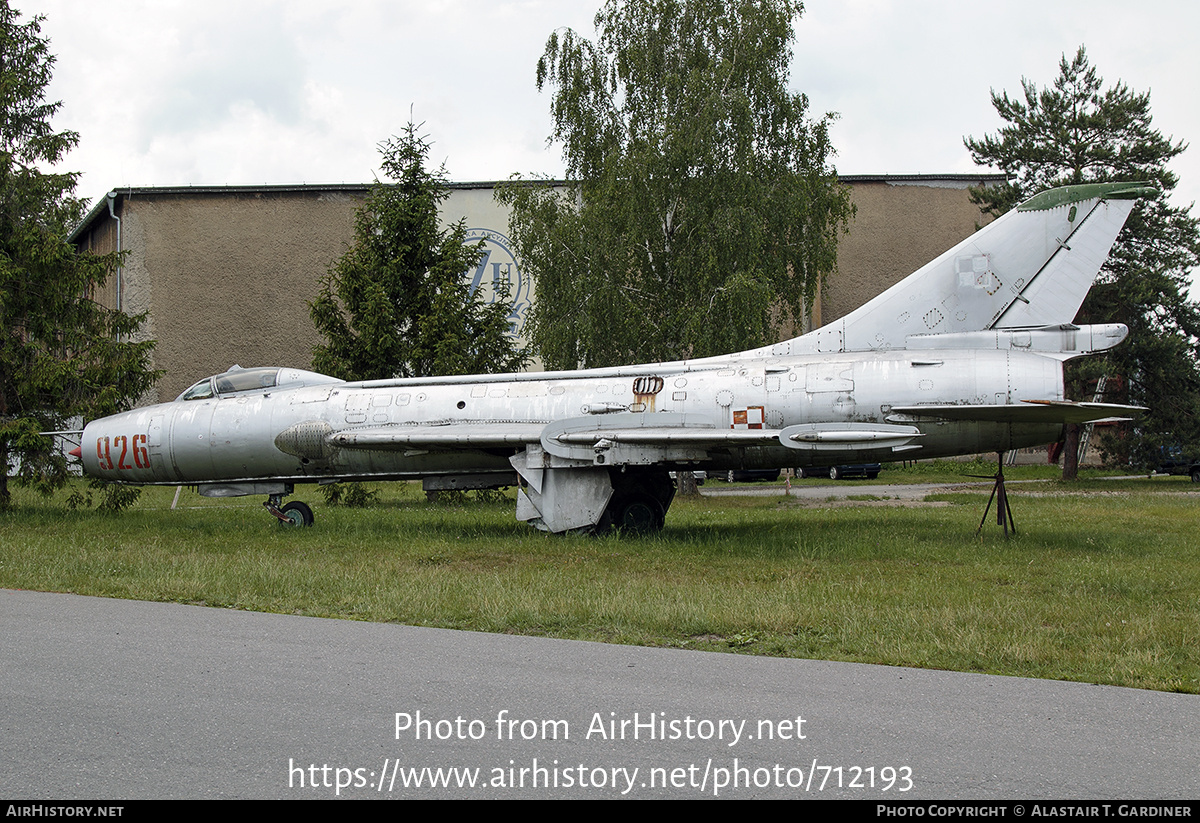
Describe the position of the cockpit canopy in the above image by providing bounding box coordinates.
[176,366,342,401]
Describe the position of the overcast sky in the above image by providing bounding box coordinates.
[27,0,1200,266]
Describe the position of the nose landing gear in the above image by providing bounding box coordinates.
[265,493,314,527]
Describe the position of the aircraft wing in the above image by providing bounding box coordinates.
[330,416,779,455]
[330,415,927,459]
[325,404,1117,458]
[888,401,1145,425]
[550,428,779,445]
[329,422,547,449]
[542,414,924,461]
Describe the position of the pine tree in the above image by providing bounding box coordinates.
[310,122,527,381]
[0,2,158,506]
[965,47,1200,474]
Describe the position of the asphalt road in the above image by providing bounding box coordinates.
[3,588,1197,800]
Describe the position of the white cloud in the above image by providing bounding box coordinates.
[21,0,1200,243]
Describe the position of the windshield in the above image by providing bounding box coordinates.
[179,379,214,401]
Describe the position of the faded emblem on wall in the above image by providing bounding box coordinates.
[462,228,531,340]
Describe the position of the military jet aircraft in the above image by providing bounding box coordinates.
[78,182,1151,533]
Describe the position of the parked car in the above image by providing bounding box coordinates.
[722,469,781,483]
[796,463,881,480]
[1154,447,1200,481]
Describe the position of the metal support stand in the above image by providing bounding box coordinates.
[976,451,1016,537]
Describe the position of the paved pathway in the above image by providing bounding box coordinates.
[3,589,1196,799]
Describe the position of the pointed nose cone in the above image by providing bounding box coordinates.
[68,446,82,459]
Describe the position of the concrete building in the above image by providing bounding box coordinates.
[69,174,1003,402]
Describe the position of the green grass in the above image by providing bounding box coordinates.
[2,477,1197,693]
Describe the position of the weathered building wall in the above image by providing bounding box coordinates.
[135,190,363,402]
[824,177,992,326]
[71,176,999,403]
[77,187,367,401]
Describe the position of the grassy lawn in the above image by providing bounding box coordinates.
[2,471,1197,693]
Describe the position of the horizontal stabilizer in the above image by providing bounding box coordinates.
[888,401,1145,425]
[904,323,1128,358]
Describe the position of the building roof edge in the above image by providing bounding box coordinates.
[68,174,1008,242]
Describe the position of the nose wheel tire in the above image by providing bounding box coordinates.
[278,500,314,527]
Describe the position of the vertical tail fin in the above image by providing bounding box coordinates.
[749,182,1152,357]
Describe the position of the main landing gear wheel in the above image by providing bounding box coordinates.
[603,493,665,535]
[594,467,673,536]
[829,466,841,480]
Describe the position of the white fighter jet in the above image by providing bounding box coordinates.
[79,182,1151,533]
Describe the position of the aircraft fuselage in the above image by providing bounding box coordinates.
[81,348,1064,488]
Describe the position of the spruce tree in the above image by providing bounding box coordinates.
[311,122,526,381]
[0,2,157,506]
